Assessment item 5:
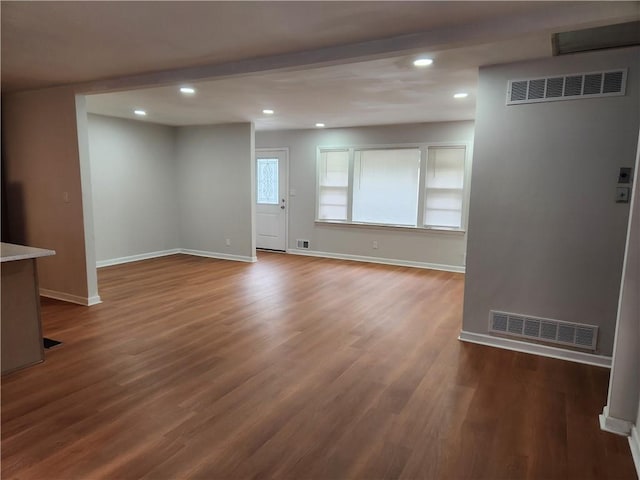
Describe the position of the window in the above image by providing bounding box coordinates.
[316,144,467,230]
[353,148,420,226]
[424,146,465,229]
[257,157,279,204]
[318,150,349,220]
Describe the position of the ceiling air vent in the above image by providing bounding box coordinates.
[507,69,627,105]
[489,310,598,350]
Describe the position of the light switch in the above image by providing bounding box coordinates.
[616,187,630,203]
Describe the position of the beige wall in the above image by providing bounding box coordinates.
[3,86,97,304]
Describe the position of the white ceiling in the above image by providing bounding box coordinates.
[84,34,551,130]
[3,1,639,130]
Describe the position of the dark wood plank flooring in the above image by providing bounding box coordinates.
[1,252,635,479]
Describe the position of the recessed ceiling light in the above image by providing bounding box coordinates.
[262,109,275,115]
[315,123,325,128]
[413,58,433,67]
[180,86,196,94]
[454,92,469,99]
[134,109,147,116]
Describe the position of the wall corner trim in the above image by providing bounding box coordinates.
[40,289,102,307]
[458,330,612,368]
[599,405,633,436]
[87,295,102,306]
[96,249,181,268]
[287,249,465,273]
[629,425,640,479]
[180,249,257,263]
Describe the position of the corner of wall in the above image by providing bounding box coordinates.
[75,94,99,301]
[249,122,257,255]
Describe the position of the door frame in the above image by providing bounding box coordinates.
[255,147,289,253]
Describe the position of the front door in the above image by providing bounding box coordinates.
[256,149,287,251]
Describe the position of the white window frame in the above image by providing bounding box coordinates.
[315,142,470,232]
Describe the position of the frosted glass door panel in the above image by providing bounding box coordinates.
[257,158,279,204]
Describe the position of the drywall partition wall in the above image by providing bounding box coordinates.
[462,47,640,357]
[176,123,256,261]
[87,114,179,264]
[256,121,474,270]
[2,86,97,305]
[75,97,100,303]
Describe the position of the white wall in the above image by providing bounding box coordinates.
[175,123,255,260]
[607,147,639,420]
[2,86,98,305]
[88,119,468,267]
[463,47,640,356]
[601,128,639,445]
[88,114,179,263]
[256,121,474,270]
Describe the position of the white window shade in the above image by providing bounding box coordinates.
[352,148,420,226]
[318,150,349,220]
[424,147,465,228]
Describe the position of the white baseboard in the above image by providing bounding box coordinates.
[40,289,102,306]
[57,248,252,307]
[287,249,465,273]
[629,425,640,478]
[96,249,181,268]
[86,295,102,306]
[97,248,257,267]
[599,406,633,436]
[181,249,257,263]
[458,330,612,368]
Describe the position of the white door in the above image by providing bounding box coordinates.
[256,149,287,251]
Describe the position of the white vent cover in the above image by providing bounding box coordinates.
[507,69,627,105]
[296,239,310,249]
[489,310,598,350]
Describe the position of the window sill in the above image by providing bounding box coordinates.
[314,220,466,234]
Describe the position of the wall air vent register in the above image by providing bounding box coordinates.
[507,69,627,105]
[489,310,598,350]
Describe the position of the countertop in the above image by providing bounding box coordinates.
[1,243,56,263]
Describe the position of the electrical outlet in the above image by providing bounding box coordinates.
[616,187,630,203]
[63,192,70,203]
[225,238,231,246]
[372,241,378,249]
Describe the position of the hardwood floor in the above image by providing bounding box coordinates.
[1,252,635,479]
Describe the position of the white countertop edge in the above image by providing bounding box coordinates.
[1,242,56,262]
